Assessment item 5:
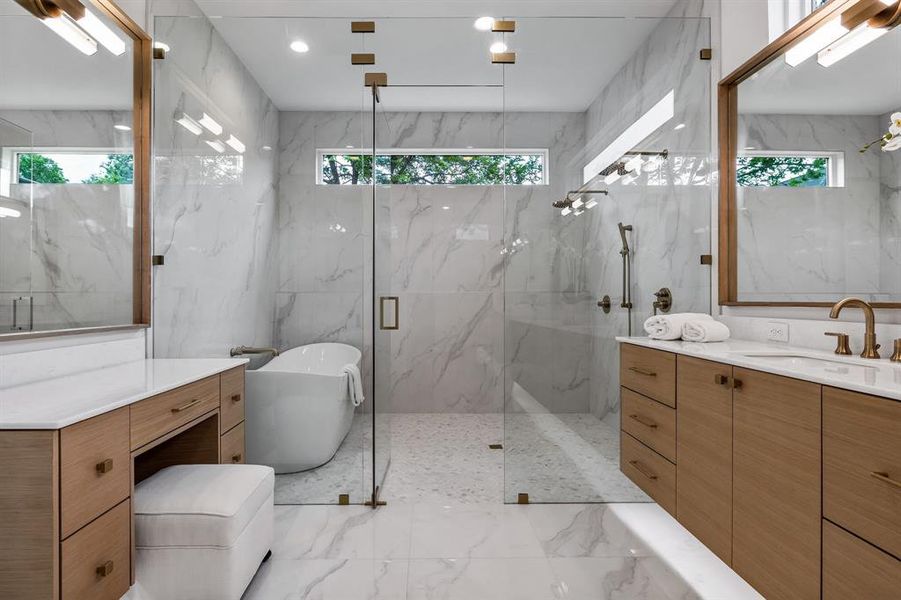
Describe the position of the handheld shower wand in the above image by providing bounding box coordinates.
[618,223,632,257]
[617,223,634,335]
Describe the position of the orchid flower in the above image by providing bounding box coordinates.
[861,111,900,153]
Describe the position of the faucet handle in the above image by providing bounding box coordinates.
[891,339,901,363]
[825,332,852,356]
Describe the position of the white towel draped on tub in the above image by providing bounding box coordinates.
[643,313,713,340]
[343,364,365,407]
[682,320,731,343]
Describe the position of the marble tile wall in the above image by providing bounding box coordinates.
[736,113,887,302]
[275,110,588,413]
[879,111,901,297]
[580,3,713,420]
[151,13,279,358]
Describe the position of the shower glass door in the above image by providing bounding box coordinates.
[502,15,713,503]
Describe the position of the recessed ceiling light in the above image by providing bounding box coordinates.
[153,41,170,52]
[490,42,508,54]
[261,145,273,152]
[290,40,310,53]
[674,123,686,131]
[114,124,131,131]
[474,17,494,31]
[442,206,451,210]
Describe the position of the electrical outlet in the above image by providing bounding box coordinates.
[767,321,790,343]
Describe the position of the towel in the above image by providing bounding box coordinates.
[682,320,731,343]
[643,313,713,340]
[343,364,365,407]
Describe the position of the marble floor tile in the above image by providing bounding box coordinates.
[409,503,545,559]
[243,558,408,600]
[523,504,654,558]
[548,557,688,600]
[405,558,559,600]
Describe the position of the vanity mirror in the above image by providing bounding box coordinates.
[719,0,901,306]
[0,0,150,338]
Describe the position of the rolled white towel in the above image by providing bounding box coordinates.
[343,364,365,407]
[643,313,713,340]
[682,320,731,343]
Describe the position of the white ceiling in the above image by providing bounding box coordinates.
[739,24,901,116]
[204,16,665,112]
[0,0,133,110]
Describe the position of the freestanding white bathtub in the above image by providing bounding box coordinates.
[245,343,362,474]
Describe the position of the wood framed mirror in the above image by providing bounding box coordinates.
[718,0,901,307]
[0,0,151,339]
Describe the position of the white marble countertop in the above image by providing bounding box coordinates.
[617,337,901,401]
[0,358,249,429]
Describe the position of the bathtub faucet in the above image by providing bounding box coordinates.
[230,345,280,357]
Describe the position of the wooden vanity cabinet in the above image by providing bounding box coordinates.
[732,368,822,600]
[675,356,733,565]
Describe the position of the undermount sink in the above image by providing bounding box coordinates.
[732,352,879,374]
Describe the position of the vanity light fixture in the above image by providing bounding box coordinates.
[474,16,495,31]
[176,114,203,135]
[76,8,126,56]
[42,13,98,55]
[785,17,849,66]
[489,41,508,53]
[198,113,223,136]
[817,22,888,66]
[114,124,131,131]
[226,135,246,153]
[205,139,226,153]
[290,40,310,53]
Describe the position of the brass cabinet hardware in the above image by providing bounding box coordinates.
[731,378,743,390]
[629,460,658,480]
[492,20,516,32]
[491,52,516,64]
[628,366,657,377]
[829,298,880,359]
[714,374,729,386]
[153,47,166,60]
[870,471,901,489]
[597,295,611,313]
[488,443,503,450]
[351,21,375,33]
[171,398,201,413]
[96,560,115,577]
[231,453,242,463]
[351,53,375,65]
[825,332,853,356]
[628,414,658,429]
[231,394,241,403]
[891,339,901,363]
[95,459,114,474]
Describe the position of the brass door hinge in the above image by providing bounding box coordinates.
[153,47,166,60]
[351,21,375,33]
[491,52,516,64]
[517,493,529,505]
[700,254,713,265]
[352,53,375,65]
[492,20,516,32]
[489,443,503,450]
[151,255,165,266]
[338,494,350,505]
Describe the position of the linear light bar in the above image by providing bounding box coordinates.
[176,114,203,135]
[817,23,888,67]
[43,14,98,56]
[205,140,226,153]
[198,113,223,136]
[77,9,126,56]
[785,17,848,66]
[226,135,246,153]
[583,89,674,184]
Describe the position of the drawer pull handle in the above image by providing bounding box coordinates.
[714,374,729,386]
[628,414,658,429]
[731,378,743,390]
[171,398,202,413]
[95,459,114,474]
[231,394,242,403]
[96,560,114,578]
[870,471,901,489]
[231,453,243,463]
[628,366,657,377]
[628,460,658,480]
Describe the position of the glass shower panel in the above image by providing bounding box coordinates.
[0,118,33,332]
[503,16,712,503]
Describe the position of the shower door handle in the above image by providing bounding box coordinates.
[379,296,399,330]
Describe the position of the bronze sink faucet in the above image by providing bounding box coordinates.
[829,298,880,359]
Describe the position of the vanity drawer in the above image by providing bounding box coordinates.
[621,345,676,407]
[221,422,245,464]
[823,387,901,557]
[61,499,130,600]
[621,388,676,462]
[823,519,901,600]
[621,432,676,515]
[60,408,130,539]
[220,366,246,434]
[130,376,220,450]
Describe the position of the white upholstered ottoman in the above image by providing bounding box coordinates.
[133,464,275,600]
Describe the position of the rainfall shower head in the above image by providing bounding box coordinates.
[553,190,608,211]
[618,223,632,256]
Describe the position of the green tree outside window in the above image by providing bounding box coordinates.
[321,153,544,185]
[18,153,68,184]
[736,156,828,187]
[82,154,134,184]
